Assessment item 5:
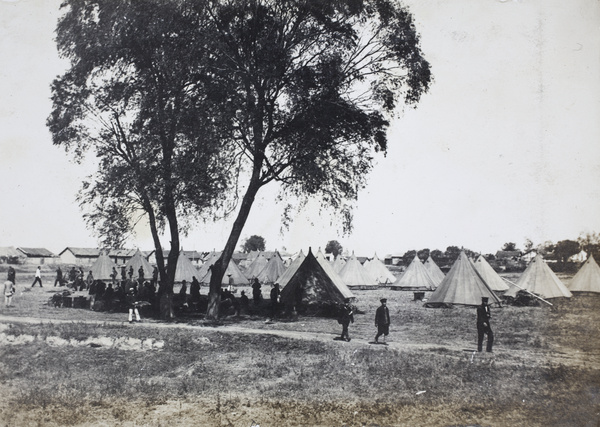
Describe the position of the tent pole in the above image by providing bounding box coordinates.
[502,278,553,306]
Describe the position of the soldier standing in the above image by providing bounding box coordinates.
[339,298,354,342]
[477,296,494,352]
[374,298,390,344]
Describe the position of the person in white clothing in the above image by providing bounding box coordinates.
[31,266,43,287]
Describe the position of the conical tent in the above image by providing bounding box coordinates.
[244,252,269,279]
[338,252,378,289]
[505,254,572,299]
[473,255,509,292]
[424,256,445,286]
[568,255,600,293]
[276,250,305,287]
[173,253,201,283]
[425,251,501,307]
[332,256,347,273]
[391,255,436,290]
[197,251,220,279]
[279,248,354,311]
[256,251,286,284]
[125,249,154,280]
[315,249,350,293]
[364,253,396,284]
[201,258,249,286]
[90,253,115,281]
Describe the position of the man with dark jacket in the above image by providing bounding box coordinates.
[374,298,390,344]
[339,298,354,342]
[477,297,494,352]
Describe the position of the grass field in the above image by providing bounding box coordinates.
[0,264,599,426]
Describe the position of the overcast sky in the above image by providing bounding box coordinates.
[0,0,599,257]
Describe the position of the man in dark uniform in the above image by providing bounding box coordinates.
[269,283,280,319]
[339,298,354,342]
[54,267,63,287]
[477,296,494,352]
[374,298,390,344]
[7,266,15,284]
[252,278,262,305]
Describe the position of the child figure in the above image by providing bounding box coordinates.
[126,286,141,323]
[4,280,15,307]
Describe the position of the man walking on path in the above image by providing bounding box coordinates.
[339,298,354,342]
[477,297,494,352]
[374,298,390,344]
[31,266,43,287]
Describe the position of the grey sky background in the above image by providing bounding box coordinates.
[0,0,599,257]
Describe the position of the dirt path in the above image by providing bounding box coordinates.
[1,314,598,369]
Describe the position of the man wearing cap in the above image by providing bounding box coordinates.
[339,298,354,342]
[374,298,390,344]
[477,296,493,352]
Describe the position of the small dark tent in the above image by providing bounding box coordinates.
[279,248,354,315]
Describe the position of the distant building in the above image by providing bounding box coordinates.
[521,249,537,263]
[384,254,404,266]
[17,247,56,265]
[570,250,588,263]
[58,247,100,266]
[109,249,154,265]
[149,250,203,266]
[495,250,521,261]
[0,247,25,264]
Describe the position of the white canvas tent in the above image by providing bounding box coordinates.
[424,256,445,287]
[173,252,201,283]
[244,252,269,279]
[473,255,509,292]
[391,255,436,290]
[332,255,346,273]
[364,253,396,285]
[337,252,378,289]
[90,253,115,281]
[255,251,286,284]
[504,254,572,299]
[201,258,249,286]
[568,254,600,293]
[425,251,501,307]
[124,249,154,280]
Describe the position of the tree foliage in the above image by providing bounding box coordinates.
[202,0,432,318]
[48,0,234,299]
[243,235,266,252]
[502,242,518,252]
[325,240,343,258]
[578,232,600,261]
[553,240,580,264]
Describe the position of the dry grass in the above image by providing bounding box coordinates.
[0,264,599,426]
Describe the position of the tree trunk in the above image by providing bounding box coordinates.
[206,179,261,319]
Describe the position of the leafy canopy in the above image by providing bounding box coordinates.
[48,0,235,248]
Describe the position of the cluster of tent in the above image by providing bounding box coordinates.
[87,245,600,311]
[424,251,600,308]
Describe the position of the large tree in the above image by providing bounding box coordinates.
[48,0,234,316]
[202,0,432,318]
[554,240,580,265]
[325,240,343,258]
[242,235,266,252]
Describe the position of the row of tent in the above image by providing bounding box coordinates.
[425,251,600,307]
[88,246,600,310]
